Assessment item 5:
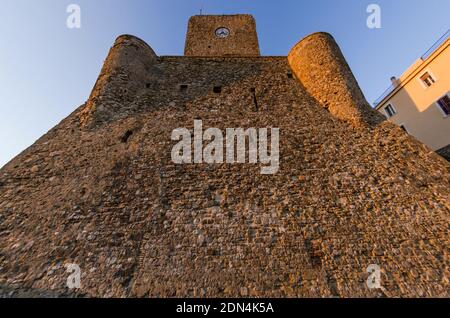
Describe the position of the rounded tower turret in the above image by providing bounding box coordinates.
[80,35,159,126]
[288,32,384,128]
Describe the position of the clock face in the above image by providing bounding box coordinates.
[215,27,230,38]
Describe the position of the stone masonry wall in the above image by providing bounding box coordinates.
[0,33,448,298]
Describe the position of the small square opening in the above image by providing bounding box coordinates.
[420,72,435,87]
[213,86,222,94]
[179,84,189,92]
[287,73,293,79]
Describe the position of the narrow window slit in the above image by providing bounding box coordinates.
[251,88,258,111]
[287,72,293,79]
[121,130,133,143]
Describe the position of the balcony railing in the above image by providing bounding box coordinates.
[421,29,450,60]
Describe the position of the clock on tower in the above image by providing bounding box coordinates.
[215,27,230,38]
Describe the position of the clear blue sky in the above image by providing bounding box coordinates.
[1,0,449,167]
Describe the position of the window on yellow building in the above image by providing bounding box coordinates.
[400,124,408,133]
[436,94,450,116]
[384,104,396,118]
[420,72,436,87]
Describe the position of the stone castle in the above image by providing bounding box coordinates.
[0,15,448,297]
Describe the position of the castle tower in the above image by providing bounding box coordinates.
[288,32,385,128]
[0,14,448,298]
[80,35,159,126]
[184,15,260,57]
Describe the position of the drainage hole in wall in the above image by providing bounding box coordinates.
[121,130,133,143]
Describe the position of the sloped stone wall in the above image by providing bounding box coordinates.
[0,35,448,298]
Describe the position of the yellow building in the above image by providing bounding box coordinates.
[374,30,450,158]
